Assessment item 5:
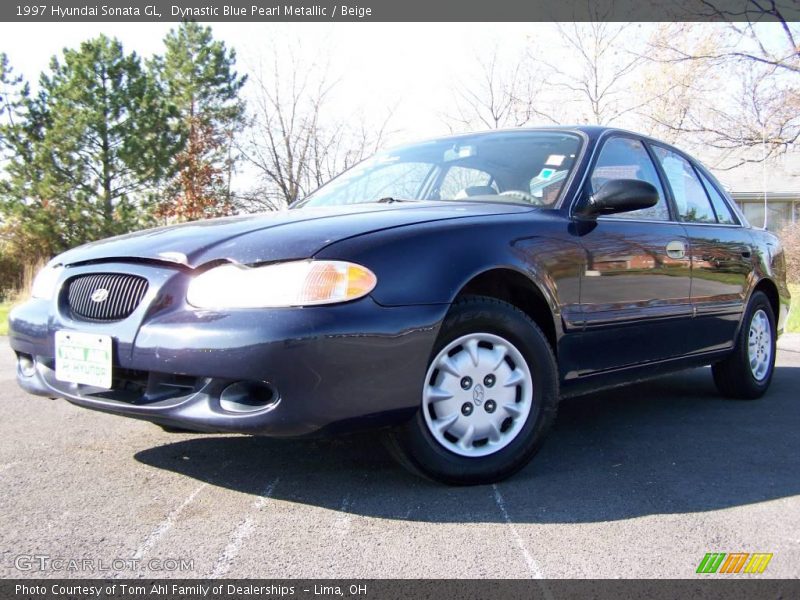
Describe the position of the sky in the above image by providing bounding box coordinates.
[0,21,542,144]
[0,20,794,197]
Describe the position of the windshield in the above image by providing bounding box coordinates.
[295,131,583,209]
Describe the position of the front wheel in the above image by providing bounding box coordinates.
[712,291,777,400]
[384,296,559,485]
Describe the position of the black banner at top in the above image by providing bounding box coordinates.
[3,0,800,22]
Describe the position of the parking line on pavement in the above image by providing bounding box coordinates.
[132,482,209,561]
[491,484,546,580]
[210,477,280,578]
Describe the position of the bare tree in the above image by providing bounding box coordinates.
[241,51,332,210]
[446,47,558,132]
[540,22,651,126]
[646,10,799,166]
[308,108,394,189]
[447,23,668,132]
[663,2,798,75]
[634,24,720,147]
[240,48,393,211]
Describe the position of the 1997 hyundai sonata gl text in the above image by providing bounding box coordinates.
[9,127,791,484]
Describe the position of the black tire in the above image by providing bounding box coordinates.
[384,296,559,485]
[712,291,776,400]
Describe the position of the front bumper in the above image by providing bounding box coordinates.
[9,262,447,436]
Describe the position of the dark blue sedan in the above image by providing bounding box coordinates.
[9,127,791,484]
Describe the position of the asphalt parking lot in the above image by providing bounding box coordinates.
[1,336,798,579]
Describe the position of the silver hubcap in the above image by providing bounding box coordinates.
[748,309,772,381]
[422,333,533,457]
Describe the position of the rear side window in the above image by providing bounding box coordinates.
[652,146,717,223]
[590,137,669,221]
[698,171,737,225]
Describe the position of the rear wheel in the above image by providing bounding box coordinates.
[385,296,558,485]
[712,291,776,400]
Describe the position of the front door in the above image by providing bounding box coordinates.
[573,136,693,375]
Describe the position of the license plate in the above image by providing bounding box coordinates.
[55,331,113,389]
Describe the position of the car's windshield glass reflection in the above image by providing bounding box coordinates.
[296,131,583,209]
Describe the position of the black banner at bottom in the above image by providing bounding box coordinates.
[5,579,800,600]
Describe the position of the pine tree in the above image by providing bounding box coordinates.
[0,36,178,264]
[0,54,38,293]
[0,53,27,133]
[154,22,246,221]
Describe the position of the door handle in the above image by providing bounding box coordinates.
[741,247,752,259]
[666,240,686,259]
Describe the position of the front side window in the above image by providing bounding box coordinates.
[590,137,669,221]
[652,146,717,224]
[296,131,583,208]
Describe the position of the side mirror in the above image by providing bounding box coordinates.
[576,179,659,218]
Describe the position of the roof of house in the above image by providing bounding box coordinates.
[706,150,800,196]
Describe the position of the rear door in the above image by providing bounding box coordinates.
[572,135,693,374]
[649,144,753,353]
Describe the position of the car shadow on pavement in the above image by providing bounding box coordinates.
[135,365,800,524]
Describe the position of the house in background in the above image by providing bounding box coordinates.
[711,151,799,231]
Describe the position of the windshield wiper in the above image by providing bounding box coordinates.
[375,197,418,204]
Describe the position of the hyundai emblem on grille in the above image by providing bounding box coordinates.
[90,288,109,303]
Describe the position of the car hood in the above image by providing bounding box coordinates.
[54,201,533,269]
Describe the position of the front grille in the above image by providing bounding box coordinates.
[65,273,149,322]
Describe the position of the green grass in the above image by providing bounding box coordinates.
[788,284,800,334]
[0,301,12,336]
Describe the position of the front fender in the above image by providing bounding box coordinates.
[315,215,583,321]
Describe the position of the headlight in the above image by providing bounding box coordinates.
[187,260,377,309]
[31,265,64,300]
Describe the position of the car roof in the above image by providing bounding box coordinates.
[432,125,649,140]
[410,125,701,164]
[397,125,672,149]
